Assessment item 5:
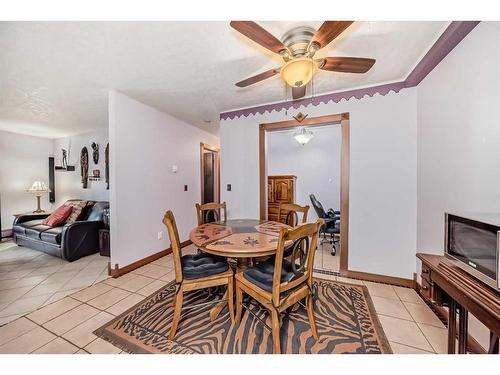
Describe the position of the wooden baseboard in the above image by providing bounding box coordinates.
[340,269,415,288]
[415,282,487,354]
[108,240,192,278]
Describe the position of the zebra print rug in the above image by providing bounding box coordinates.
[94,278,391,354]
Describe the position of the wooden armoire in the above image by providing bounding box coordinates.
[267,175,296,222]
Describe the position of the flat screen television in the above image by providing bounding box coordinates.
[445,213,500,291]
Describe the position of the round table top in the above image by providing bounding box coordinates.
[189,219,291,258]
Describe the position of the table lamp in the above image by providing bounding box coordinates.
[27,180,50,213]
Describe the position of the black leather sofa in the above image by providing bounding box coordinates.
[13,200,109,262]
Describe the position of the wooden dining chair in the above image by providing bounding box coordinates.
[277,202,309,226]
[195,202,227,225]
[163,210,234,339]
[234,219,324,354]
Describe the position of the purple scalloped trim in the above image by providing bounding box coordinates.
[220,81,405,120]
[220,21,479,121]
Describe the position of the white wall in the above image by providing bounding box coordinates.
[417,21,500,350]
[267,125,341,220]
[52,129,109,205]
[417,21,500,252]
[0,130,53,231]
[109,91,218,268]
[221,89,418,279]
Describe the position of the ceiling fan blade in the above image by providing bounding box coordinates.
[230,21,288,55]
[292,86,306,100]
[235,68,280,87]
[319,57,376,73]
[311,21,354,49]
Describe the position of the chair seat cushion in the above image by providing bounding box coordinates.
[25,224,52,240]
[39,226,63,245]
[181,253,229,280]
[13,219,44,236]
[243,259,298,292]
[324,226,340,234]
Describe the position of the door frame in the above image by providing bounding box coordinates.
[259,113,350,273]
[200,143,221,204]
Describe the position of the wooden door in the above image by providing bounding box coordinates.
[274,179,292,203]
[203,152,215,204]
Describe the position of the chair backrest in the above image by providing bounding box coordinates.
[309,194,327,219]
[272,219,324,306]
[277,203,309,226]
[195,202,227,225]
[162,210,183,283]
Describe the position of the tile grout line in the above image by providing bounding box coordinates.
[0,262,165,327]
[388,340,436,354]
[0,262,109,322]
[29,332,82,353]
[392,285,439,354]
[24,309,96,352]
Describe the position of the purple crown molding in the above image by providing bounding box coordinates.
[405,21,480,87]
[220,21,480,121]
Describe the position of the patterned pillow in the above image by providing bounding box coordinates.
[42,205,73,226]
[64,200,88,224]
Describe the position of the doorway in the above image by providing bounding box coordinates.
[200,143,220,209]
[259,113,350,275]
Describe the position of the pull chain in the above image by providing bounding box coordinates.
[285,81,288,116]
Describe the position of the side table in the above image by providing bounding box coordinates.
[99,229,110,257]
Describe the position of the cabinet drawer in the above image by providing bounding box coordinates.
[420,278,433,300]
[268,214,279,222]
[268,205,279,214]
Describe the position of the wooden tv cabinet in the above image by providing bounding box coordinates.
[417,253,499,354]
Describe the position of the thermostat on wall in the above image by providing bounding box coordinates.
[171,165,178,173]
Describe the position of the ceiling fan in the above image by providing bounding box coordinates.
[230,21,376,100]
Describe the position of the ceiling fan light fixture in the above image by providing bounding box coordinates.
[293,127,314,146]
[280,57,318,88]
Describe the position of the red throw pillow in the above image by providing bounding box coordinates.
[42,205,73,227]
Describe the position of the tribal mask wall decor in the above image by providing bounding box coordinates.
[80,146,89,189]
[91,142,99,164]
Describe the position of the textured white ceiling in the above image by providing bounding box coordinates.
[0,21,448,138]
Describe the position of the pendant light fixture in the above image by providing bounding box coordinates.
[293,127,314,146]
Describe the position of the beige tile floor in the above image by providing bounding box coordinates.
[0,241,109,325]
[0,243,447,354]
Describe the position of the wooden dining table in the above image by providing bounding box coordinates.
[189,219,292,319]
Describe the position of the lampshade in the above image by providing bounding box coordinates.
[293,127,314,146]
[280,57,318,87]
[27,180,49,195]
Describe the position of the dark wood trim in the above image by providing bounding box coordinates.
[260,114,343,130]
[259,112,349,273]
[200,143,221,204]
[259,127,267,220]
[341,269,415,288]
[109,240,191,278]
[448,299,457,354]
[267,174,297,180]
[339,118,349,272]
